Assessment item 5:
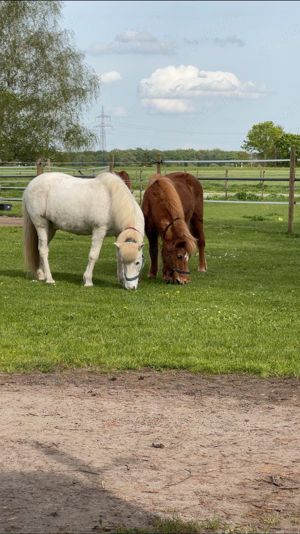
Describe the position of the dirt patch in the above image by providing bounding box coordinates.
[0,216,23,226]
[0,370,299,533]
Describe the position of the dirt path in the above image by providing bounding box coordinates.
[0,216,23,226]
[0,371,299,533]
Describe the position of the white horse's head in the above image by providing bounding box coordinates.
[115,233,144,290]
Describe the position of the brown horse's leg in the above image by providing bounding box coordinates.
[191,215,207,272]
[162,261,174,284]
[147,230,159,279]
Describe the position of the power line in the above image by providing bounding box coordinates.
[114,122,245,136]
[96,106,112,157]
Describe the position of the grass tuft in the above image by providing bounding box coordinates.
[112,516,227,534]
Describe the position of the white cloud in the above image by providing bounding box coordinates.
[142,99,194,114]
[139,65,265,100]
[88,43,112,55]
[116,30,155,43]
[184,35,245,47]
[87,31,176,56]
[212,35,245,47]
[99,71,122,84]
[111,106,127,117]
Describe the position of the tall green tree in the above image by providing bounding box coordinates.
[275,133,300,158]
[0,0,100,161]
[242,121,284,159]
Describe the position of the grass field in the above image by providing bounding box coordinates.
[0,202,299,375]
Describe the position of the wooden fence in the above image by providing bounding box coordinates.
[0,152,298,233]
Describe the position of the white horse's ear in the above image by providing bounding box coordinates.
[139,243,144,250]
[114,242,120,249]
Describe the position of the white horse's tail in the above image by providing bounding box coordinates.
[23,201,39,274]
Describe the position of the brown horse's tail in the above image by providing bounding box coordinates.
[147,173,161,187]
[23,201,39,274]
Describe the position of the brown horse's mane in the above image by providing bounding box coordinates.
[171,219,196,255]
[148,175,196,255]
[155,176,185,219]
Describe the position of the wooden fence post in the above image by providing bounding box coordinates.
[288,146,296,234]
[224,169,228,199]
[261,170,265,200]
[156,153,161,174]
[36,159,43,176]
[139,169,143,205]
[109,154,114,172]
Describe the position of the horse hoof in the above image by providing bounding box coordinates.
[46,280,55,285]
[175,278,188,285]
[37,270,45,281]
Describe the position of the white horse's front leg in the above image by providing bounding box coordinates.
[36,227,55,284]
[83,227,106,287]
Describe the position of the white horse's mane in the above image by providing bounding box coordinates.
[96,172,144,240]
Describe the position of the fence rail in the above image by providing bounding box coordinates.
[0,155,297,232]
[163,159,291,164]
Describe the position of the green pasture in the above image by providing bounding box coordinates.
[0,203,299,375]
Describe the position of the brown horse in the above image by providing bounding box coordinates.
[115,170,132,191]
[141,172,207,284]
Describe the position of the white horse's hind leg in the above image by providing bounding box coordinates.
[36,266,45,281]
[83,227,107,287]
[37,225,56,281]
[36,225,55,284]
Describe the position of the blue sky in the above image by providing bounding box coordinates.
[61,1,300,151]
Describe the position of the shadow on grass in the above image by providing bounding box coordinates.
[0,268,24,280]
[53,271,123,289]
[0,268,121,289]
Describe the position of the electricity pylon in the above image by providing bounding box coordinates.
[96,106,112,164]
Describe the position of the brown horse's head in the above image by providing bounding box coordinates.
[162,240,191,284]
[161,221,196,284]
[115,170,132,190]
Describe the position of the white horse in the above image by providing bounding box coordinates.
[22,171,145,290]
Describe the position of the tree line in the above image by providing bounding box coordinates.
[56,148,249,165]
[1,1,299,163]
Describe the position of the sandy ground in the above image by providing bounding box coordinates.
[0,216,23,226]
[0,370,299,534]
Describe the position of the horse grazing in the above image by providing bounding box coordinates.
[115,170,132,191]
[141,172,207,284]
[23,171,144,290]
